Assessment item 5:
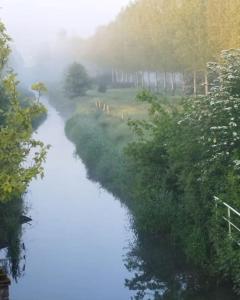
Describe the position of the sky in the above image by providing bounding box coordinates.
[0,0,130,62]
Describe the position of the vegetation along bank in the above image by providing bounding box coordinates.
[59,50,240,295]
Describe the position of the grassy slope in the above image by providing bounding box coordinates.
[49,85,240,293]
[50,86,181,204]
[62,87,148,203]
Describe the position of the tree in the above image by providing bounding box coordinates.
[0,73,48,202]
[80,0,240,94]
[126,49,240,293]
[31,82,48,102]
[64,63,91,98]
[0,21,48,202]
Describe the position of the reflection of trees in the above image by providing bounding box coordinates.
[0,199,26,282]
[124,234,237,300]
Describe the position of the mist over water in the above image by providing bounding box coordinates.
[1,1,240,299]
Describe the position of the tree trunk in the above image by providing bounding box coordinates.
[121,71,124,83]
[163,71,167,91]
[193,70,197,96]
[136,72,139,88]
[182,72,185,95]
[129,73,133,87]
[170,72,175,94]
[173,73,176,95]
[204,70,208,96]
[111,69,115,84]
[147,71,151,90]
[115,70,119,83]
[141,71,145,88]
[155,71,159,92]
[125,71,128,83]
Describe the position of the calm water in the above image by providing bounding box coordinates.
[11,102,134,300]
[4,101,238,300]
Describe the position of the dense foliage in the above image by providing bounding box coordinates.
[50,0,240,94]
[64,62,91,98]
[126,49,240,292]
[0,22,48,203]
[31,82,48,102]
[84,0,240,76]
[65,50,240,293]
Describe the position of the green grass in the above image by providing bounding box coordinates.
[75,88,150,121]
[48,85,150,120]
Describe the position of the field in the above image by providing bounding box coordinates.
[48,85,151,120]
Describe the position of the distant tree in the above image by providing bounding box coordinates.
[98,83,107,93]
[31,82,48,102]
[64,63,91,98]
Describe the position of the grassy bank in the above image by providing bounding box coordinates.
[66,111,135,202]
[64,89,240,293]
[64,87,144,204]
[48,85,150,119]
[51,66,240,294]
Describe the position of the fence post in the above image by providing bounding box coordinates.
[228,207,231,236]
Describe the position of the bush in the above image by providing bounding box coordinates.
[126,49,240,293]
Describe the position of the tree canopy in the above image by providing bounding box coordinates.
[31,82,48,102]
[64,62,91,98]
[75,0,240,92]
[0,21,48,202]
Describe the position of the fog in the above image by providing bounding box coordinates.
[0,0,130,65]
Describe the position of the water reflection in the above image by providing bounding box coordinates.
[124,234,238,300]
[0,199,27,299]
[0,269,10,300]
[1,102,238,300]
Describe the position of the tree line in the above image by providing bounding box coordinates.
[77,0,240,94]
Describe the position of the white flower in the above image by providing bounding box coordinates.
[234,160,240,166]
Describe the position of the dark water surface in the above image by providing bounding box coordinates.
[5,101,238,300]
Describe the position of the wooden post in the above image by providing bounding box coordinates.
[147,71,151,90]
[98,100,101,109]
[228,207,231,236]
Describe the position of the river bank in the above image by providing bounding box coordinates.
[47,85,239,298]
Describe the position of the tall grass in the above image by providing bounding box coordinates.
[66,110,136,203]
